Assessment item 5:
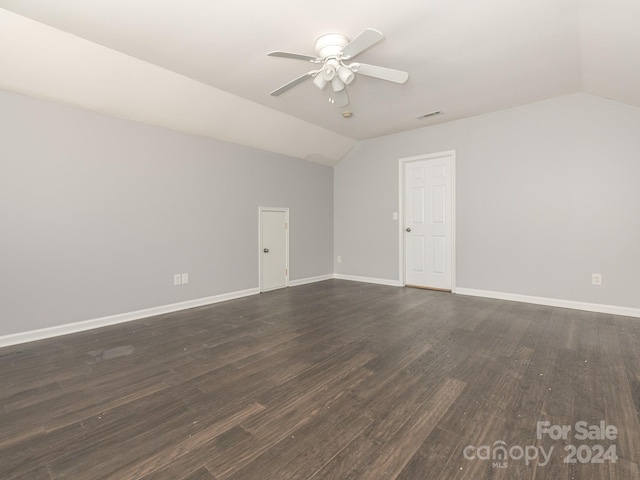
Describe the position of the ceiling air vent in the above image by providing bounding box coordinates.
[416,111,442,120]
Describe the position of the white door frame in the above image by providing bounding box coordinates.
[258,207,289,292]
[398,151,457,291]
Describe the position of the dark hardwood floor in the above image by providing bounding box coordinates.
[1,280,639,479]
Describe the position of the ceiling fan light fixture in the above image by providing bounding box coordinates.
[322,58,341,81]
[337,65,355,85]
[321,65,336,81]
[268,28,409,108]
[313,74,328,90]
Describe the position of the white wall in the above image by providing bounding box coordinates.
[3,90,639,341]
[0,90,334,337]
[335,93,640,310]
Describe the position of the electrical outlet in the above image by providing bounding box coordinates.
[181,273,189,284]
[174,274,182,286]
[337,256,342,264]
[392,212,398,220]
[592,273,602,285]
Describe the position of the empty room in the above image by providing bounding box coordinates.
[1,1,639,479]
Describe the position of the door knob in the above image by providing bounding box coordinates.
[263,248,269,253]
[405,228,411,232]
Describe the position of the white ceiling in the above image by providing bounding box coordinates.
[1,0,638,166]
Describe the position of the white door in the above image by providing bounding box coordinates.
[260,209,288,292]
[403,153,454,290]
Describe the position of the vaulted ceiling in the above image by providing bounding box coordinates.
[1,0,638,166]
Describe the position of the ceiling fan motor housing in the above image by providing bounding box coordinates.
[314,33,349,59]
[315,34,356,87]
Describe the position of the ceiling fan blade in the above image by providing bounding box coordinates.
[351,63,409,84]
[268,51,320,63]
[270,71,316,96]
[340,28,384,59]
[327,88,349,108]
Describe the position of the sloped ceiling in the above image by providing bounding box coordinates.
[0,0,638,166]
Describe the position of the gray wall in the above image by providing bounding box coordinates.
[335,93,640,309]
[0,90,333,336]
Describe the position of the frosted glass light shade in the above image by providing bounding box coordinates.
[338,65,355,85]
[313,74,328,90]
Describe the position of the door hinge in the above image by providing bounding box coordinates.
[285,222,288,229]
[286,268,288,275]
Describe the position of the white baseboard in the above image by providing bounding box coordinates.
[0,287,260,348]
[8,281,635,349]
[455,288,640,318]
[289,274,334,287]
[334,273,403,287]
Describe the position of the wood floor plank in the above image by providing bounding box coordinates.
[108,402,265,479]
[358,377,466,479]
[181,466,217,480]
[137,426,250,480]
[207,348,377,478]
[1,280,639,479]
[598,317,640,465]
[395,425,464,480]
[306,428,378,480]
[225,398,372,480]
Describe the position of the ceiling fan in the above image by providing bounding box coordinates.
[268,28,409,108]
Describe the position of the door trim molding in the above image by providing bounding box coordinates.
[259,207,290,292]
[398,151,457,292]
